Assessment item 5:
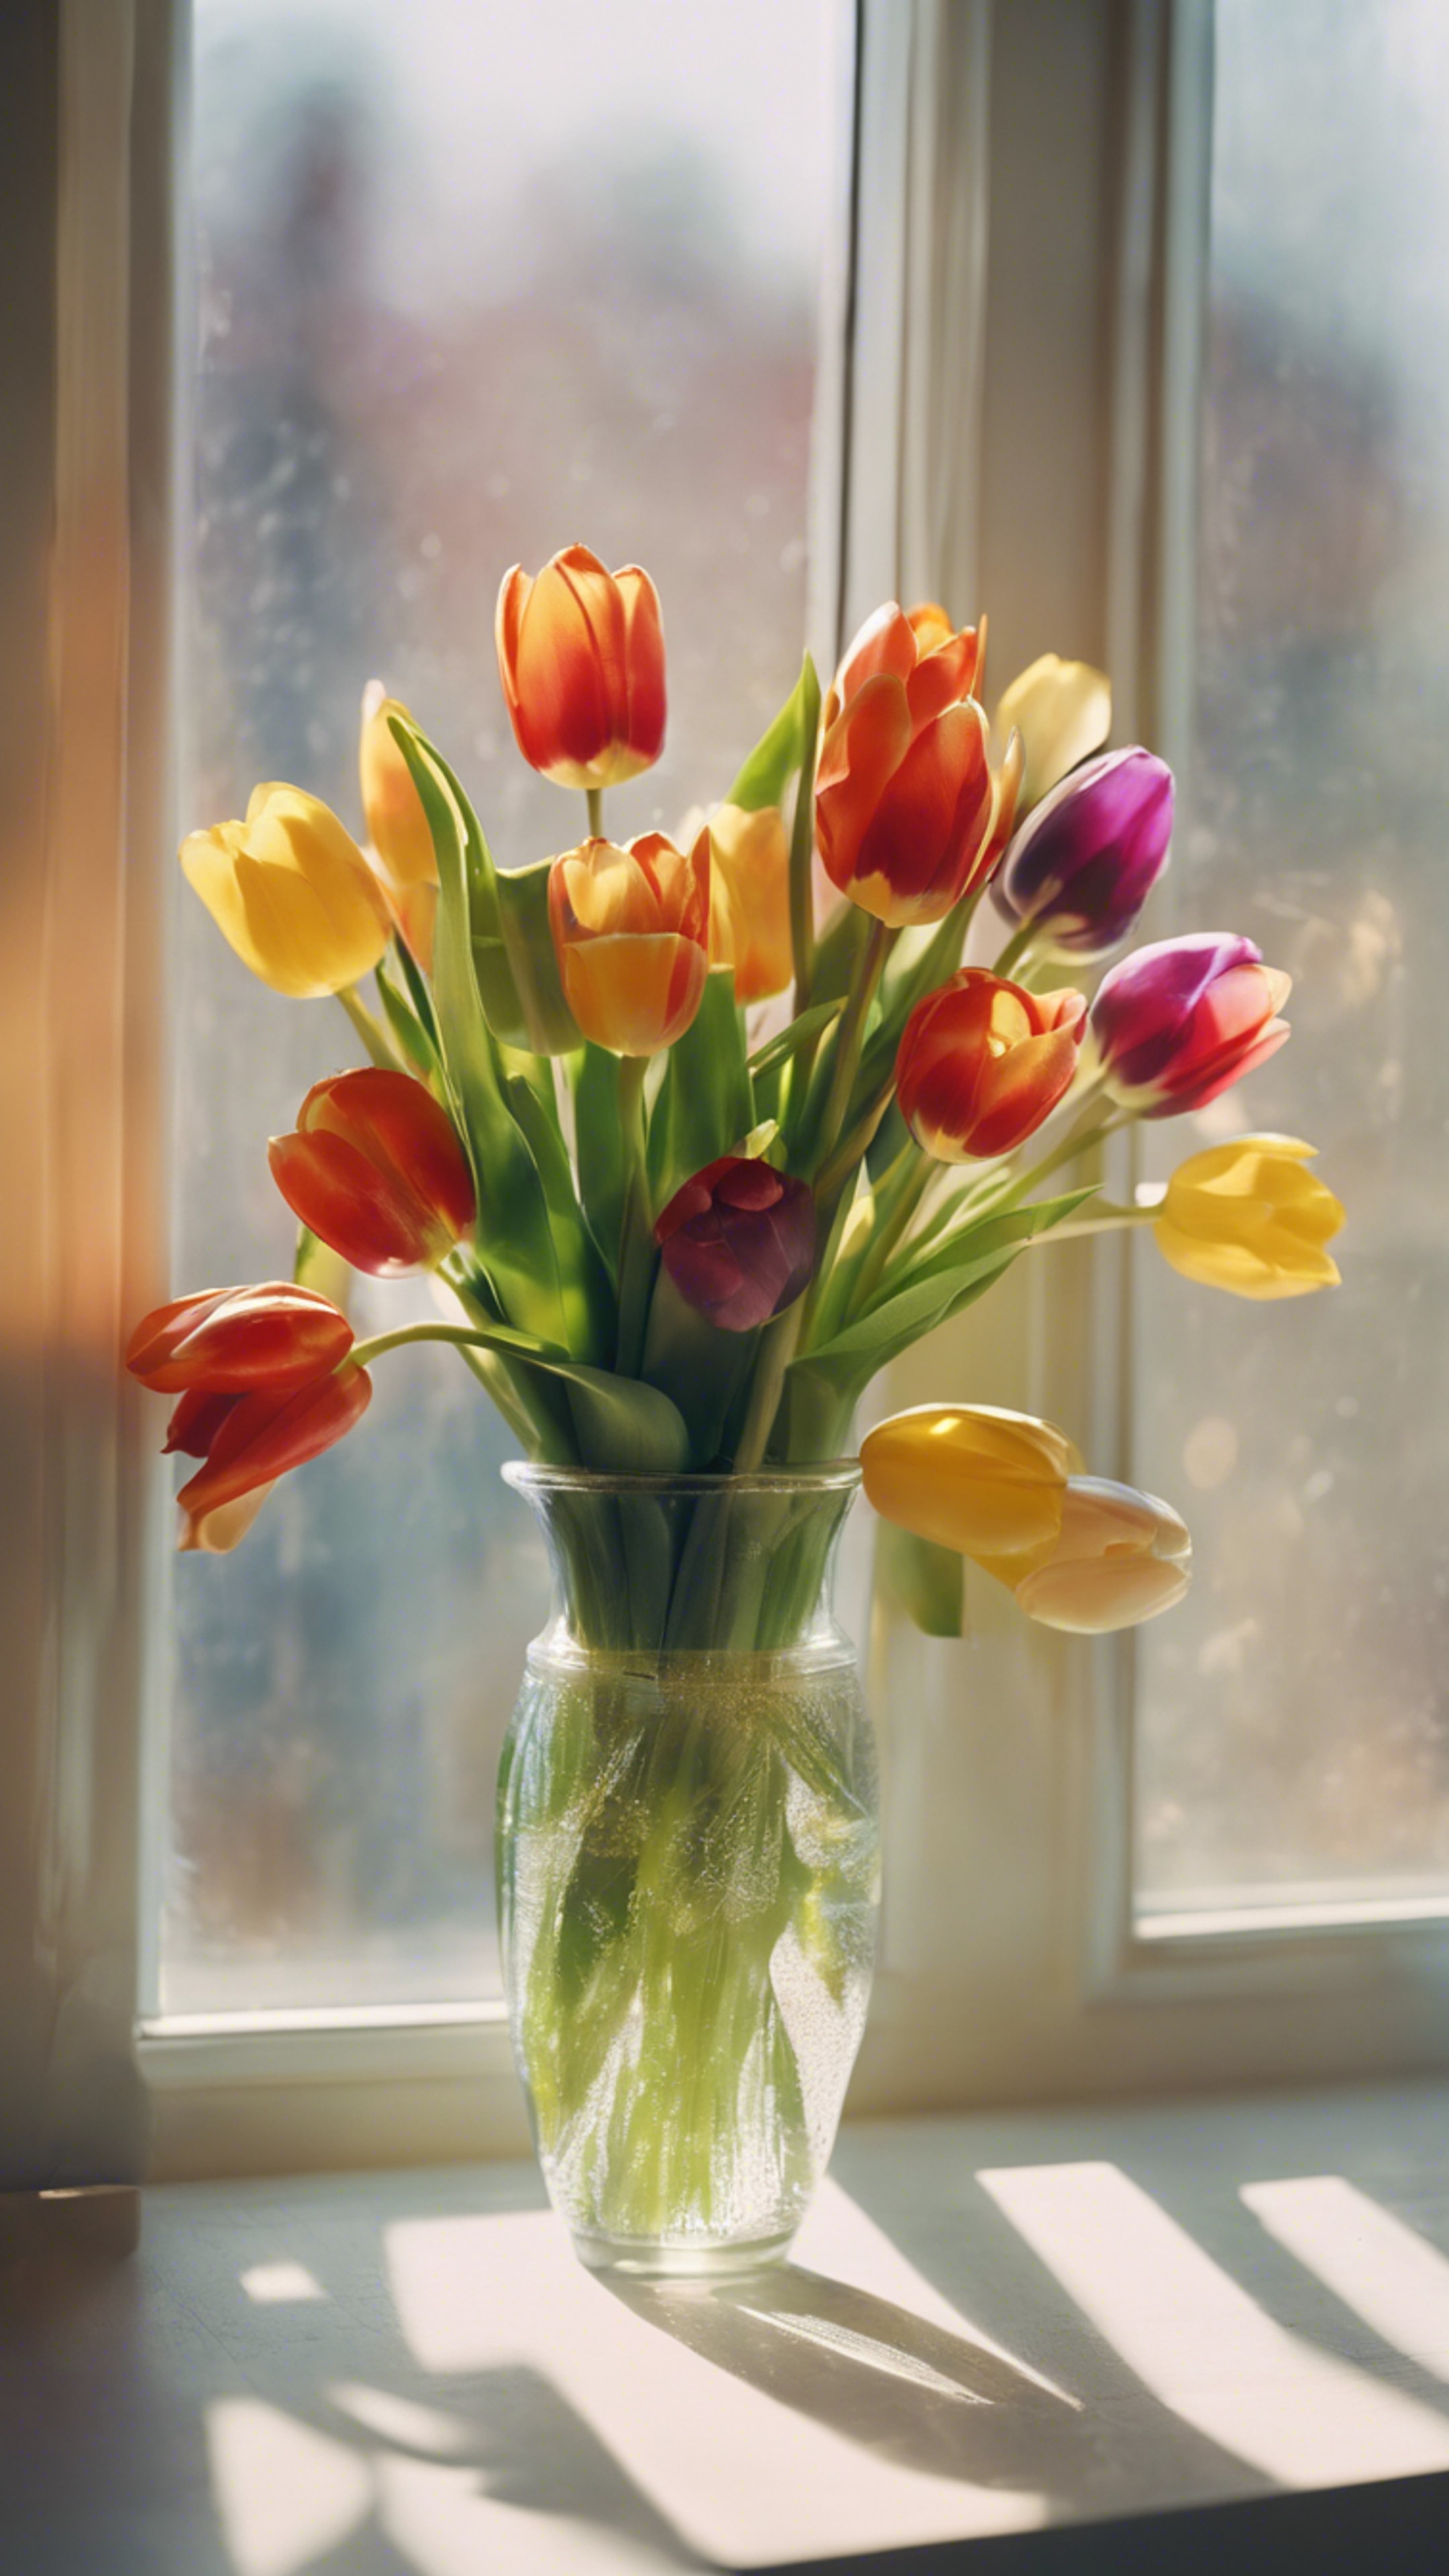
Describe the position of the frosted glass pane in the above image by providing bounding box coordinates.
[162,0,834,2012]
[1134,0,1449,1915]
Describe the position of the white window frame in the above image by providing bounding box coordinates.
[6,0,1448,2191]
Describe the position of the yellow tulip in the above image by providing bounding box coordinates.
[706,802,794,1003]
[181,784,392,999]
[1155,1134,1344,1300]
[861,1404,1083,1589]
[359,682,438,967]
[994,654,1111,811]
[1013,1477,1191,1632]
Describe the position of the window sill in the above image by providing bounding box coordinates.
[5,2078,1449,2571]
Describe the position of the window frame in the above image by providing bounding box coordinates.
[7,0,1449,2192]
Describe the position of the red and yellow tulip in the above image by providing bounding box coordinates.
[816,600,1018,926]
[496,543,666,790]
[548,829,709,1056]
[895,968,1087,1162]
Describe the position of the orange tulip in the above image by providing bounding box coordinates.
[896,968,1087,1161]
[496,543,666,790]
[359,681,438,967]
[706,802,794,1002]
[816,600,1017,926]
[547,829,710,1056]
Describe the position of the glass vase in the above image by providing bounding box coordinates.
[497,1464,879,2278]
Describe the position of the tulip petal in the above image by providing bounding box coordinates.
[176,1364,372,1530]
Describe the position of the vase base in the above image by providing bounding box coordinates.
[569,2225,797,2282]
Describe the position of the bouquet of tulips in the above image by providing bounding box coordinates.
[129,547,1347,2251]
[129,543,1343,1641]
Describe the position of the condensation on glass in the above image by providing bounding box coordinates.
[1134,0,1449,1919]
[163,0,835,2012]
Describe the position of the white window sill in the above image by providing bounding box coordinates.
[4,2079,1449,2573]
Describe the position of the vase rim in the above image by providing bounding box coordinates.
[503,1458,861,1497]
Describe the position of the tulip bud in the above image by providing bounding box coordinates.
[861,1404,1083,1589]
[706,802,794,1003]
[174,1362,373,1554]
[993,654,1112,811]
[655,1155,816,1334]
[1012,1477,1191,1631]
[816,596,1004,927]
[1154,1134,1343,1299]
[360,682,438,967]
[126,1283,355,1394]
[496,543,666,790]
[1089,933,1291,1118]
[548,829,709,1056]
[180,784,393,998]
[268,1068,476,1277]
[992,747,1173,960]
[895,969,1087,1162]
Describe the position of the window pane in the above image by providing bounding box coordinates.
[163,0,837,2012]
[1133,0,1449,1919]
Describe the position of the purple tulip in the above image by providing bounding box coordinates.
[655,1156,816,1334]
[992,747,1174,959]
[1089,933,1293,1117]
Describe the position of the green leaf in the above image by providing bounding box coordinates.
[445,1312,692,1471]
[797,1195,1097,1390]
[393,931,441,1048]
[570,1044,627,1278]
[473,855,582,1056]
[375,955,441,1079]
[877,1184,1098,1306]
[387,717,572,1350]
[646,967,755,1208]
[786,653,822,1004]
[810,899,870,1006]
[875,1520,965,1638]
[504,1073,614,1364]
[747,996,845,1081]
[727,658,812,811]
[292,1224,351,1309]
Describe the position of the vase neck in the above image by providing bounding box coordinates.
[504,1468,860,1656]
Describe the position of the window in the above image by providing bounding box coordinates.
[160,0,840,2018]
[1132,0,1449,1929]
[11,0,1449,2192]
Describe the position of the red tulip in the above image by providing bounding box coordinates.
[496,544,666,790]
[655,1155,816,1334]
[268,1069,476,1277]
[172,1363,372,1553]
[816,600,1015,926]
[896,969,1087,1161]
[125,1282,354,1394]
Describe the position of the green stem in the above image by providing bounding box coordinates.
[614,1052,654,1376]
[336,979,405,1071]
[1002,1099,1123,1205]
[851,1149,934,1313]
[1025,1203,1158,1247]
[992,921,1037,980]
[347,1320,524,1371]
[732,1301,805,1472]
[586,786,604,839]
[812,916,892,1177]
